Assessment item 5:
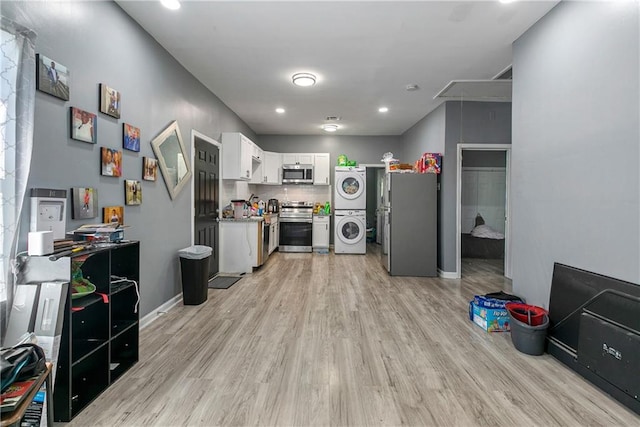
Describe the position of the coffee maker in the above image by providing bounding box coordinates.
[267,199,279,213]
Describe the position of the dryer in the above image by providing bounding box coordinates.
[334,166,366,210]
[334,210,366,254]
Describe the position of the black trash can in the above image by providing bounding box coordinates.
[178,245,212,305]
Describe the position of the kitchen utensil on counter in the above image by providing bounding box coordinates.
[231,199,245,219]
[268,199,279,213]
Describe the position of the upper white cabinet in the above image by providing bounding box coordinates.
[252,144,263,162]
[313,153,330,185]
[251,150,281,185]
[263,151,281,185]
[221,132,253,180]
[282,153,314,165]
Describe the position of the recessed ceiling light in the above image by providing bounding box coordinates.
[275,108,285,114]
[160,0,181,10]
[378,107,389,113]
[292,73,316,87]
[322,124,339,132]
[406,84,420,91]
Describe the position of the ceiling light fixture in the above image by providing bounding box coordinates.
[378,107,389,113]
[406,84,420,91]
[292,73,316,87]
[322,124,339,132]
[275,108,285,114]
[160,0,181,10]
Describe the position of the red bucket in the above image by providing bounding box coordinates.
[505,303,548,326]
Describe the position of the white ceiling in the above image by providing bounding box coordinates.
[116,1,558,136]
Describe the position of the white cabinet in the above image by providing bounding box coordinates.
[312,216,330,250]
[313,153,330,185]
[268,216,279,254]
[252,144,263,162]
[253,151,281,185]
[249,143,264,184]
[221,132,253,180]
[220,221,261,274]
[282,153,314,165]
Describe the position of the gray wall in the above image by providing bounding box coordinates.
[403,102,446,161]
[511,1,639,306]
[5,1,254,317]
[441,102,512,272]
[400,101,511,273]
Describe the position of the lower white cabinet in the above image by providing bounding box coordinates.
[312,215,330,250]
[269,216,279,254]
[220,221,261,274]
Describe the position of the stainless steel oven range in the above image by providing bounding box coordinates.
[279,201,313,252]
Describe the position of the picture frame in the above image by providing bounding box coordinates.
[70,107,97,144]
[143,157,158,181]
[123,123,140,152]
[71,187,98,219]
[100,147,122,177]
[103,206,124,226]
[99,83,121,119]
[36,54,70,100]
[151,121,192,200]
[124,180,142,205]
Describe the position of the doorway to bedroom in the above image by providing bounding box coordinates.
[456,144,511,279]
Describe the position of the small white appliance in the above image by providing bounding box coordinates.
[334,210,366,254]
[28,230,54,256]
[334,166,366,210]
[30,188,67,239]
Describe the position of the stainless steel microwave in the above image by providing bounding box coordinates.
[282,164,313,184]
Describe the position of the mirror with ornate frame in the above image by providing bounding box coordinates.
[151,120,192,200]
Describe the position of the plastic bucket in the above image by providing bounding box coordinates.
[505,302,547,326]
[508,312,549,356]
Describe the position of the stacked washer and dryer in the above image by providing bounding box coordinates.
[334,166,367,254]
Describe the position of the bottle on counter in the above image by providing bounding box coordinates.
[258,200,265,216]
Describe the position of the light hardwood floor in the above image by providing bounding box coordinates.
[68,246,639,426]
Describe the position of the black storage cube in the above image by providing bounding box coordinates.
[179,256,209,305]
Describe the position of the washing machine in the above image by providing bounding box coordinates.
[334,210,366,254]
[334,166,366,210]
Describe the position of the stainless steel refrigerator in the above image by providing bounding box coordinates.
[381,172,437,276]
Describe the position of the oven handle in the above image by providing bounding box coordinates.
[279,218,313,223]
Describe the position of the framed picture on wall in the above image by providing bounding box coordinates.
[71,187,98,219]
[142,157,158,181]
[124,180,142,205]
[100,147,122,177]
[103,205,124,226]
[123,123,140,152]
[36,54,70,100]
[99,83,121,118]
[70,107,97,144]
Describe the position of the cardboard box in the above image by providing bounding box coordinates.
[470,301,510,332]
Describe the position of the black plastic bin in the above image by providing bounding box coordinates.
[178,245,212,305]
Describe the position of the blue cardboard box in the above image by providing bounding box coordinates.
[469,300,510,332]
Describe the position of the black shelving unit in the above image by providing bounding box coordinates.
[21,242,140,422]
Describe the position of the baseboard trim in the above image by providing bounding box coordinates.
[438,269,459,279]
[140,293,182,330]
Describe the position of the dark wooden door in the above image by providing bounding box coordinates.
[194,136,219,279]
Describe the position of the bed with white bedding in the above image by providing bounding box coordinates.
[461,216,505,259]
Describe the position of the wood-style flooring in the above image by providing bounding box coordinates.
[68,245,639,426]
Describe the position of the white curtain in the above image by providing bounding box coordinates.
[0,17,36,337]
